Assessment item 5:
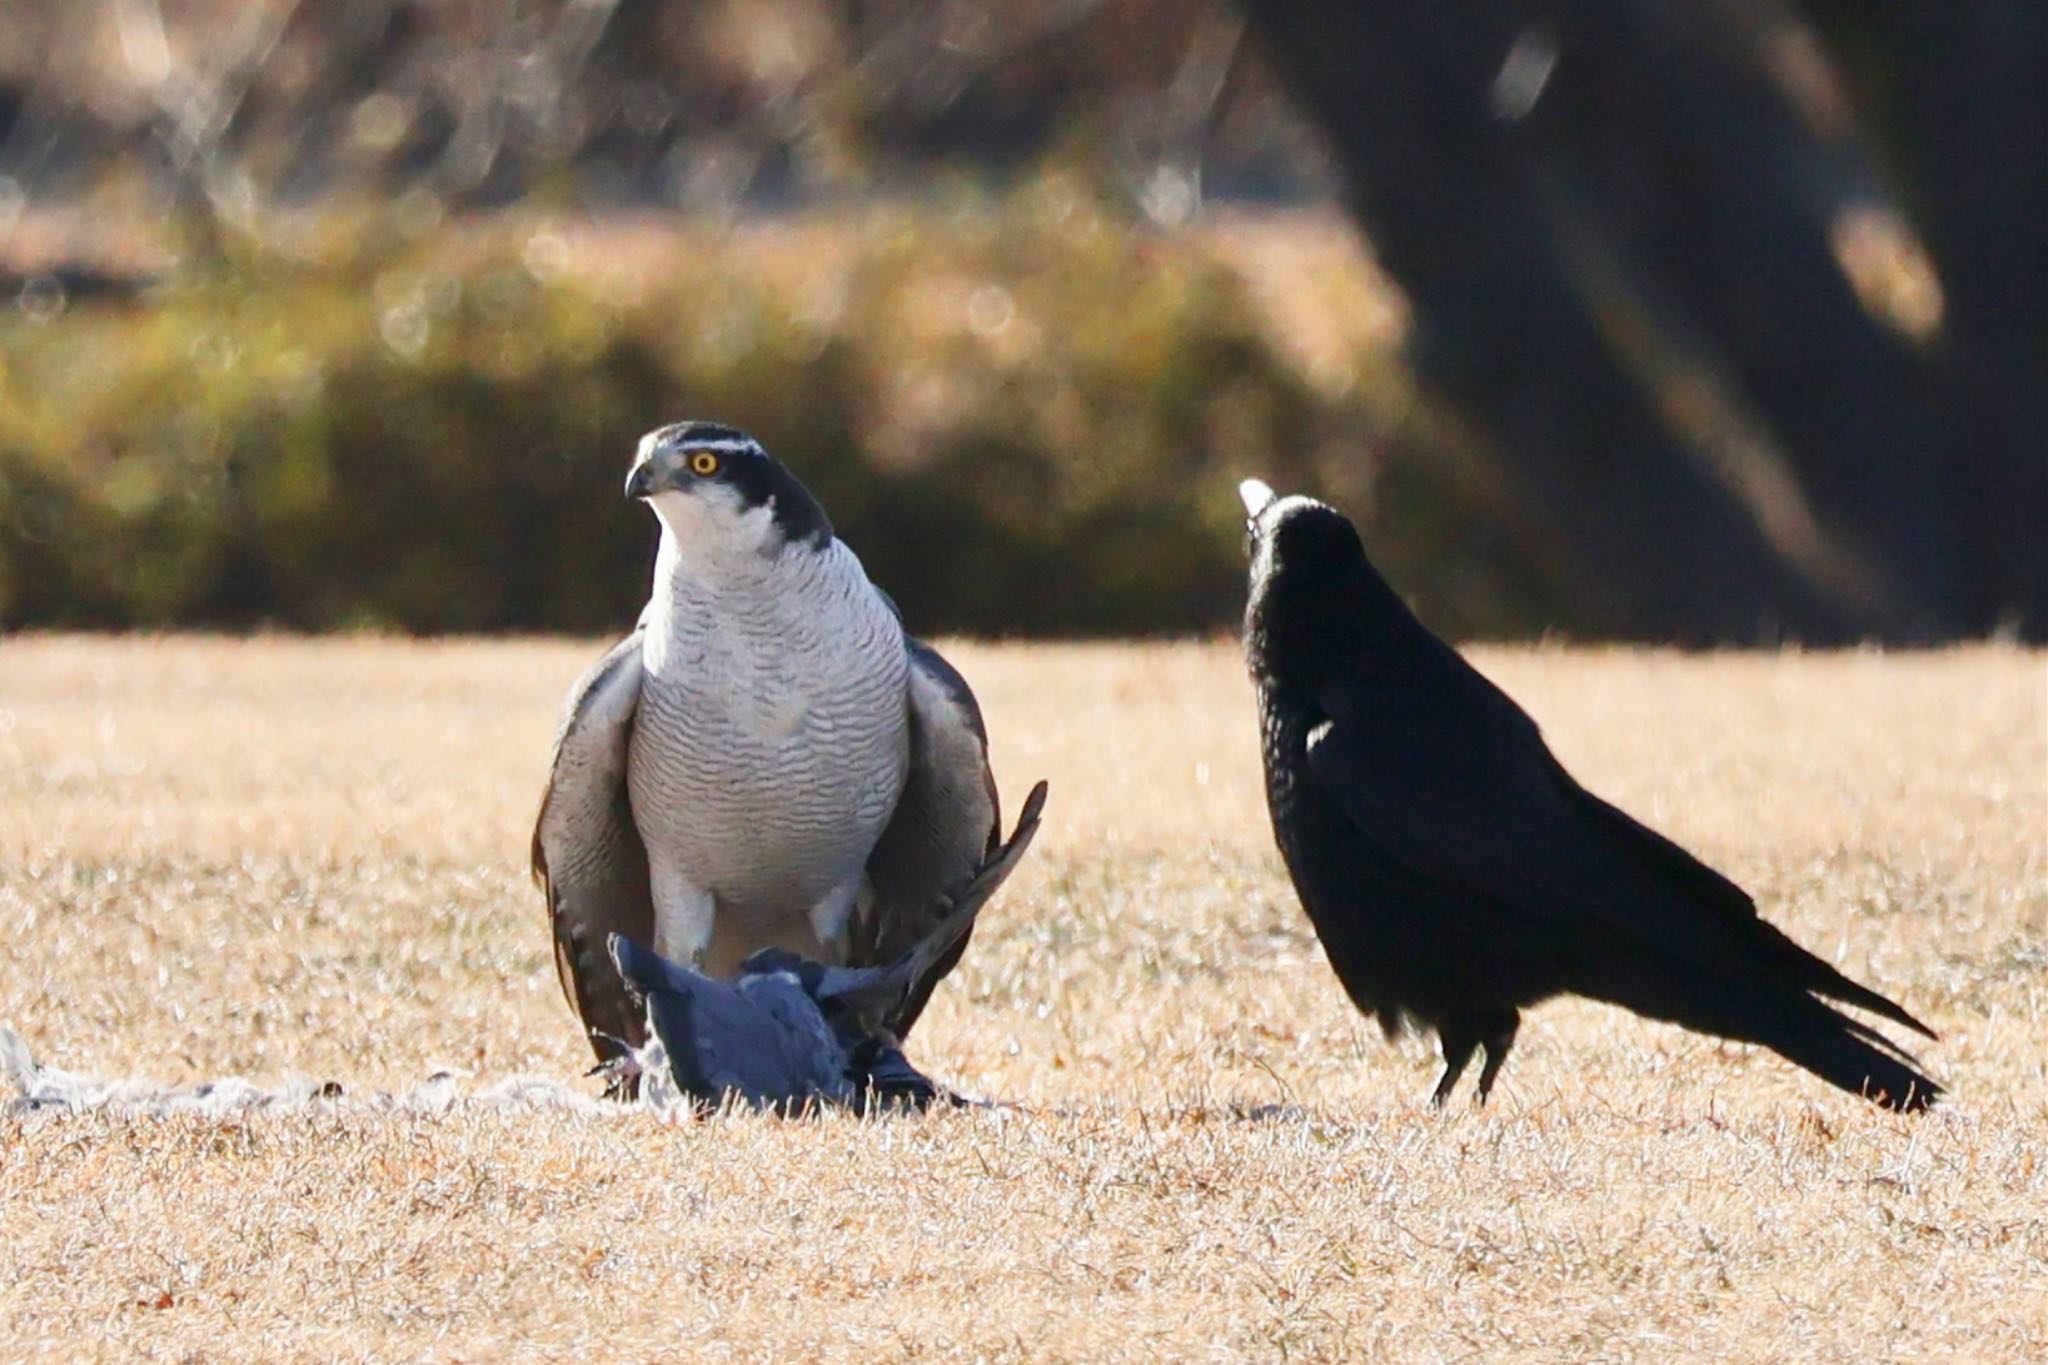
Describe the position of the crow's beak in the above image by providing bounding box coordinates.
[1238,478,1278,519]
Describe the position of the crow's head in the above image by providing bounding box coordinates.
[1239,479,1407,690]
[626,421,833,558]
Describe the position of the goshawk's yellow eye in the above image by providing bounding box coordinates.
[689,450,721,476]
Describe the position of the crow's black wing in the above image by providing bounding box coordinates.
[1551,751,1933,1036]
[1305,668,1705,926]
[1306,666,1932,1037]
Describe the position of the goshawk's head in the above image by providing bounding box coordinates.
[626,422,832,555]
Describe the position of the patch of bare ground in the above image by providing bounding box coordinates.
[1,637,2042,1359]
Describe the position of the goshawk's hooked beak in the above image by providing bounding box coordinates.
[1238,478,1278,520]
[624,442,684,501]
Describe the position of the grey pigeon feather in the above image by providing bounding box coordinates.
[608,937,853,1110]
[606,780,1046,1114]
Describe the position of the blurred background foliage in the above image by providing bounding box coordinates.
[0,193,1522,633]
[0,0,2039,640]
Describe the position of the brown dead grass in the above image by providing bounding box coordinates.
[1,636,2043,1360]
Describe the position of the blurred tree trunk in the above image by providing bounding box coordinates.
[1806,0,2048,633]
[1238,0,2044,642]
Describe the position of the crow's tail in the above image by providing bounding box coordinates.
[1588,955,1943,1112]
[1736,992,1943,1111]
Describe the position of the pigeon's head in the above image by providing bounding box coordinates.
[737,945,905,1038]
[1239,478,1404,688]
[737,947,827,996]
[625,422,833,557]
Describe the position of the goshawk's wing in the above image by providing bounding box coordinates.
[856,640,1004,1036]
[826,779,1047,1035]
[533,632,656,1062]
[1305,666,1931,1036]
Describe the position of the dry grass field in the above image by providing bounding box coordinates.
[1,636,2043,1360]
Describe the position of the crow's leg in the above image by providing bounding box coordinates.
[1474,1010,1521,1103]
[1431,1020,1482,1108]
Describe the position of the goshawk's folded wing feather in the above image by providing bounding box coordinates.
[825,778,1047,1035]
[533,632,657,1061]
[858,640,1003,1035]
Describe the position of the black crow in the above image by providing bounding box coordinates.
[1238,480,1941,1111]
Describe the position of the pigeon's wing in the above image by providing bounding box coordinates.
[856,640,1004,1035]
[1306,666,1932,1035]
[742,975,858,1108]
[533,633,656,1062]
[825,780,1048,1033]
[611,936,835,1108]
[847,1039,946,1112]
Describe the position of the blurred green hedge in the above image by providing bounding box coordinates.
[0,190,1547,636]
